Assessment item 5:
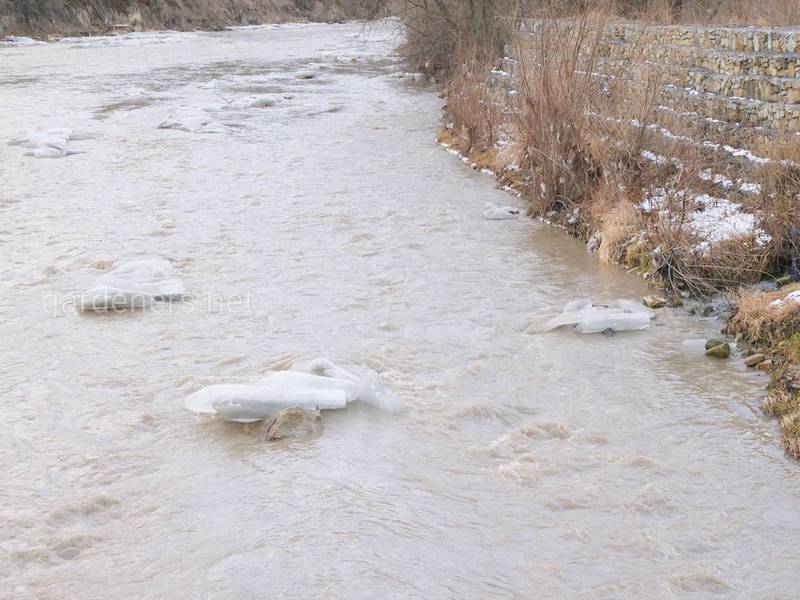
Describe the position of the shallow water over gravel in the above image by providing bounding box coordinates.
[1,22,800,600]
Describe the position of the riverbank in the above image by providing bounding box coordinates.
[428,12,800,458]
[0,0,380,38]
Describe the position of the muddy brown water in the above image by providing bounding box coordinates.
[1,22,799,600]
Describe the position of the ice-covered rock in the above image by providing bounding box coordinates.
[185,384,347,423]
[79,258,186,311]
[540,299,655,334]
[483,202,520,220]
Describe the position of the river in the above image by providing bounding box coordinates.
[1,21,799,599]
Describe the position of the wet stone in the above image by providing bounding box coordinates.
[758,359,774,372]
[244,408,323,441]
[706,343,732,359]
[745,353,767,367]
[643,295,667,309]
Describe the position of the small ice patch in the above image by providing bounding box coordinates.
[483,202,520,220]
[640,150,669,165]
[158,108,228,134]
[772,290,800,308]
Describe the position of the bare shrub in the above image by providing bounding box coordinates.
[391,0,521,78]
[510,11,613,215]
[446,57,503,152]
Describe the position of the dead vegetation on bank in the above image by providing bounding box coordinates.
[431,5,799,296]
[725,285,800,458]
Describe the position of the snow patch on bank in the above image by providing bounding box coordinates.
[641,189,771,253]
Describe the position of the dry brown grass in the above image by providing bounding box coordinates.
[726,288,800,460]
[594,196,643,265]
[726,284,800,347]
[780,412,800,459]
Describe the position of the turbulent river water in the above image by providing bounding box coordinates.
[2,21,800,600]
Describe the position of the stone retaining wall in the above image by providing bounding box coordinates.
[518,20,800,132]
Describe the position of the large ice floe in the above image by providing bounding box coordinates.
[185,359,404,423]
[10,128,93,158]
[79,258,186,312]
[540,299,655,334]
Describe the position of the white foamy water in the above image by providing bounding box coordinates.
[1,21,799,599]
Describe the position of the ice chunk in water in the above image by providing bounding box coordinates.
[483,202,520,220]
[258,371,360,403]
[355,369,404,413]
[185,361,404,424]
[79,285,155,311]
[158,108,225,134]
[185,384,347,422]
[306,358,405,413]
[12,128,93,158]
[29,142,70,158]
[564,298,593,312]
[307,358,360,382]
[11,128,92,148]
[541,299,655,334]
[79,258,186,311]
[573,312,653,334]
